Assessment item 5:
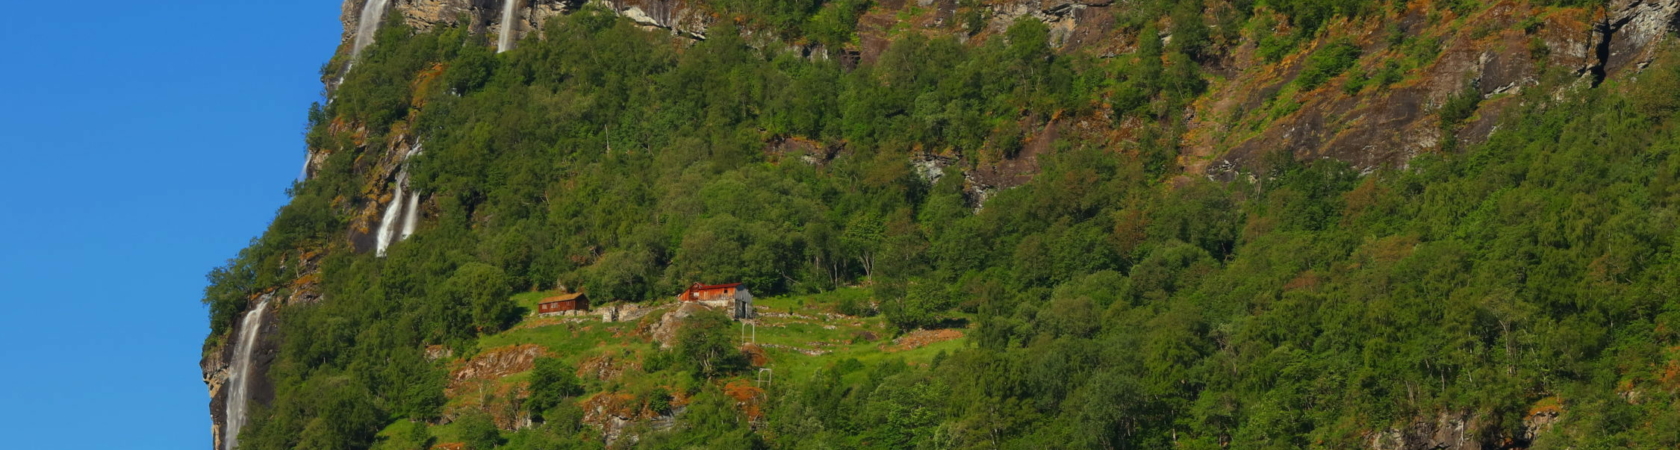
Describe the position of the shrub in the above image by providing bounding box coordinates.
[677,309,749,379]
[1296,39,1363,91]
[456,411,502,450]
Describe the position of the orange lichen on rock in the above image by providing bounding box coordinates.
[581,392,642,429]
[411,62,447,108]
[1658,359,1680,390]
[741,344,772,366]
[1523,396,1563,436]
[1528,396,1564,416]
[723,379,766,422]
[577,350,642,382]
[446,344,546,395]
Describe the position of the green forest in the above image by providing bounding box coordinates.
[208,1,1680,448]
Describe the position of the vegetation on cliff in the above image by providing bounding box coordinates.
[209,1,1680,449]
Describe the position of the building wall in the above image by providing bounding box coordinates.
[679,285,754,320]
[539,297,589,314]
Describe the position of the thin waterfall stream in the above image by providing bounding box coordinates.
[374,143,422,256]
[373,169,408,256]
[497,0,518,53]
[401,191,420,241]
[222,294,272,450]
[335,0,393,88]
[351,0,392,59]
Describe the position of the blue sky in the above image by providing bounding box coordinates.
[0,1,341,447]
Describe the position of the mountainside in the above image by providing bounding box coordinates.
[203,0,1680,449]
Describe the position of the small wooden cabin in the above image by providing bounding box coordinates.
[677,282,754,319]
[538,293,590,315]
[680,282,744,302]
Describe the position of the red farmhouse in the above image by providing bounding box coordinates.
[677,282,755,319]
[538,293,590,315]
[681,283,742,302]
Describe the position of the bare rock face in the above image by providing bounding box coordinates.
[340,0,710,56]
[597,301,658,323]
[394,0,493,33]
[595,0,711,38]
[581,392,683,447]
[200,343,229,450]
[647,302,711,348]
[332,0,1680,186]
[202,296,280,450]
[528,0,579,34]
[1600,0,1680,77]
[1193,0,1680,179]
[1366,411,1483,450]
[984,0,1115,49]
[577,350,642,382]
[447,344,547,395]
[1366,405,1566,450]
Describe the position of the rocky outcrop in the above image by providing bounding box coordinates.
[577,350,642,382]
[447,344,548,395]
[338,0,710,56]
[439,344,548,431]
[1192,0,1680,178]
[202,294,280,450]
[201,344,229,450]
[983,0,1116,49]
[595,0,711,39]
[582,392,682,446]
[1595,0,1680,81]
[597,301,659,323]
[645,302,711,348]
[1365,403,1564,450]
[332,0,1680,182]
[1368,411,1484,450]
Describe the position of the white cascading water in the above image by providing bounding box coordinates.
[222,294,273,450]
[401,190,420,240]
[374,169,408,257]
[336,0,393,87]
[400,144,421,240]
[351,0,392,60]
[497,0,518,53]
[297,155,309,182]
[375,144,422,256]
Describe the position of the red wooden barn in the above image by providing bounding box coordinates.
[538,293,590,315]
[679,282,743,302]
[677,282,755,319]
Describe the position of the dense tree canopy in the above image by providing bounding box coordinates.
[209,3,1680,449]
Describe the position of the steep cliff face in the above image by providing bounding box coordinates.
[1189,0,1680,178]
[1598,0,1680,78]
[338,0,710,53]
[324,0,1680,181]
[201,295,279,450]
[208,0,1680,447]
[1361,408,1566,450]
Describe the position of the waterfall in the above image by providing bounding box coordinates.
[351,0,392,60]
[375,144,422,256]
[222,294,273,450]
[399,144,422,241]
[497,0,518,53]
[374,169,408,257]
[401,190,420,240]
[336,0,393,86]
[298,151,314,182]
